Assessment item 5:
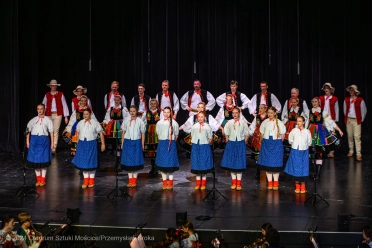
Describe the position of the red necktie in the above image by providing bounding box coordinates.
[164,91,169,97]
[199,122,204,133]
[233,120,240,130]
[351,98,356,104]
[36,116,44,125]
[130,118,136,126]
[325,95,331,101]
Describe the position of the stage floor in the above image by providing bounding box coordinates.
[1,140,371,233]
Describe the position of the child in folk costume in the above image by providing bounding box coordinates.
[308,97,343,178]
[102,94,130,154]
[248,104,268,178]
[144,98,162,175]
[220,107,249,191]
[257,107,286,190]
[284,116,312,193]
[26,104,53,187]
[121,105,146,187]
[17,212,43,248]
[282,98,308,153]
[155,107,180,190]
[190,111,213,190]
[181,220,199,248]
[63,95,97,156]
[72,108,105,188]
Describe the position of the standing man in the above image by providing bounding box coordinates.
[42,79,70,154]
[180,79,216,116]
[248,81,281,115]
[343,85,367,161]
[216,80,250,110]
[131,83,151,118]
[72,85,92,111]
[281,88,309,119]
[104,81,126,111]
[155,80,180,119]
[319,82,339,158]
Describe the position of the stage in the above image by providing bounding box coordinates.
[0,140,371,247]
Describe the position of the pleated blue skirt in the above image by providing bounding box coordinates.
[220,140,246,172]
[191,141,213,174]
[121,138,144,171]
[155,140,179,172]
[257,136,284,172]
[27,135,51,168]
[72,139,98,171]
[284,148,310,181]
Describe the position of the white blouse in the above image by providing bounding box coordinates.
[121,117,146,140]
[66,110,97,133]
[282,107,309,128]
[190,123,212,144]
[76,119,103,141]
[181,115,220,133]
[310,107,337,131]
[224,119,249,141]
[288,127,312,150]
[27,116,54,136]
[260,118,286,139]
[156,119,179,140]
[103,105,130,124]
[214,106,246,125]
[248,115,267,136]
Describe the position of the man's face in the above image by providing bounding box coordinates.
[230,83,237,92]
[138,86,145,94]
[291,89,298,98]
[111,84,118,92]
[260,83,268,92]
[194,81,201,91]
[162,82,169,92]
[50,85,58,91]
[324,87,331,95]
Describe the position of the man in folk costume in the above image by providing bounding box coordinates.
[319,82,339,158]
[343,85,367,161]
[155,80,180,120]
[42,79,69,154]
[216,80,251,110]
[248,81,281,116]
[281,87,309,120]
[104,81,126,111]
[72,85,92,111]
[130,83,151,118]
[180,79,216,116]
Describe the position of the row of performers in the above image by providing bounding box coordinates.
[26,93,343,193]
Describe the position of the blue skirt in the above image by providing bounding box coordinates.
[220,140,246,172]
[27,135,51,169]
[121,139,144,171]
[72,139,98,171]
[257,136,284,172]
[284,148,310,182]
[155,140,179,172]
[191,141,213,174]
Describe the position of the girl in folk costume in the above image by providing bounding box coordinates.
[282,98,308,153]
[72,108,105,188]
[17,212,43,248]
[26,104,53,187]
[220,107,249,191]
[121,105,146,188]
[155,107,180,190]
[0,214,26,248]
[284,116,312,193]
[63,95,97,156]
[102,94,130,154]
[71,85,92,111]
[308,97,343,178]
[181,221,199,248]
[257,107,286,190]
[190,111,213,190]
[144,99,162,175]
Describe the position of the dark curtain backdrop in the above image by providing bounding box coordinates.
[1,0,371,153]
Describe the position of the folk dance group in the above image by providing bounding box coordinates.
[26,79,367,194]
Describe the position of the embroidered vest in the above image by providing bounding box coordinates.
[45,92,64,116]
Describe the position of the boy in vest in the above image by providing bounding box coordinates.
[343,85,367,161]
[42,79,70,154]
[155,80,180,119]
[248,81,281,116]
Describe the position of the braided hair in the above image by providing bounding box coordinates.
[268,106,280,138]
[164,107,173,137]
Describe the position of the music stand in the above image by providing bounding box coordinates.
[15,129,39,199]
[203,144,227,202]
[107,132,132,201]
[304,158,329,208]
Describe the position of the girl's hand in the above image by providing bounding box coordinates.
[339,130,344,137]
[64,117,69,124]
[101,143,106,152]
[209,139,213,145]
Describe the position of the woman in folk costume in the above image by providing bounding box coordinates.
[102,94,130,154]
[220,107,249,191]
[284,116,312,193]
[121,105,146,188]
[282,97,308,153]
[144,98,162,175]
[63,95,97,156]
[26,103,53,187]
[257,107,286,190]
[72,108,105,188]
[155,107,180,190]
[71,85,92,111]
[308,97,343,178]
[190,111,213,190]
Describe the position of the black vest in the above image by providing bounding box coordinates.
[110,107,124,120]
[156,91,175,110]
[256,92,272,112]
[188,89,209,106]
[133,94,150,110]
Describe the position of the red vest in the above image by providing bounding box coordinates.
[45,92,64,116]
[344,96,363,125]
[319,95,338,120]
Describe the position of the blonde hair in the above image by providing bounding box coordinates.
[111,81,119,86]
[18,212,31,225]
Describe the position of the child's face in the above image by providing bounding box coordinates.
[114,97,121,106]
[268,110,276,119]
[197,104,205,112]
[291,99,298,108]
[83,111,91,120]
[258,105,266,114]
[80,98,87,107]
[226,96,233,105]
[150,101,157,110]
[163,109,171,118]
[197,113,205,123]
[130,108,137,117]
[297,118,304,128]
[37,105,45,116]
[262,229,266,236]
[232,109,240,119]
[311,99,319,108]
[182,226,189,232]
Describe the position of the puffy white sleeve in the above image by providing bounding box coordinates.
[281,100,289,122]
[216,93,226,108]
[271,94,282,114]
[61,94,70,117]
[181,116,194,133]
[322,110,337,131]
[173,93,180,114]
[173,121,180,136]
[248,117,257,136]
[208,115,221,132]
[121,94,127,108]
[205,91,216,111]
[288,129,295,145]
[65,112,76,133]
[279,120,286,135]
[139,119,146,133]
[180,92,189,110]
[103,108,111,124]
[223,121,231,136]
[214,107,225,124]
[361,100,367,122]
[242,121,249,136]
[206,125,213,141]
[104,94,108,109]
[306,130,312,147]
[240,93,251,110]
[302,100,309,119]
[335,100,339,122]
[248,94,257,114]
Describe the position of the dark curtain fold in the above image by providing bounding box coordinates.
[1,0,371,152]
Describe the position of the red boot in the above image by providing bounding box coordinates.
[236,180,242,191]
[82,178,89,188]
[268,181,273,190]
[201,179,206,190]
[295,183,300,194]
[231,179,237,190]
[127,178,133,188]
[132,178,137,187]
[195,180,201,190]
[162,180,168,190]
[273,181,279,191]
[167,180,173,190]
[35,176,41,187]
[88,178,95,188]
[39,177,46,187]
[300,183,306,194]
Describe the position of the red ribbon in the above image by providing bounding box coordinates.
[130,118,136,126]
[84,120,91,124]
[164,91,169,97]
[36,115,44,125]
[199,122,204,133]
[233,120,240,130]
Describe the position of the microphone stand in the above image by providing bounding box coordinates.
[15,129,39,199]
